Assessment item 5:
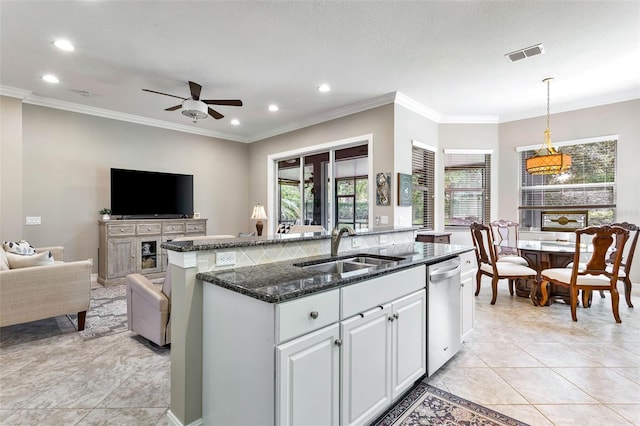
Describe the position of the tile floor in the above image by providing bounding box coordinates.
[0,277,638,425]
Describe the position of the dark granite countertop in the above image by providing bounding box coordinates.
[196,242,474,303]
[162,226,418,252]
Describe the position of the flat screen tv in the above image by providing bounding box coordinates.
[110,168,194,218]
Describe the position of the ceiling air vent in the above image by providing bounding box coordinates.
[505,43,545,62]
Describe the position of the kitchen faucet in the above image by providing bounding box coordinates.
[331,225,356,256]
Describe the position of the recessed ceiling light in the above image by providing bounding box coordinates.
[42,74,60,83]
[53,39,74,51]
[230,119,240,126]
[317,84,331,93]
[268,104,279,112]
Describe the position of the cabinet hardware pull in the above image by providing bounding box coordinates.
[388,316,394,322]
[309,311,319,319]
[334,339,342,347]
[393,313,399,320]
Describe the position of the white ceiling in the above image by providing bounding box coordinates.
[1,1,639,143]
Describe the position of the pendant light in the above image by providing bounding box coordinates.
[525,78,571,175]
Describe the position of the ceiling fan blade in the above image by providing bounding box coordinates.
[142,88,186,100]
[208,107,224,119]
[165,104,182,111]
[202,99,243,107]
[189,81,202,101]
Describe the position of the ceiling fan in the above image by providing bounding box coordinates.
[142,81,243,123]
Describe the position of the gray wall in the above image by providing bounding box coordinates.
[0,96,24,239]
[246,104,395,233]
[4,102,249,271]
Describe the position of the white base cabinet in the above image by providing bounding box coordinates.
[460,250,476,342]
[202,265,426,426]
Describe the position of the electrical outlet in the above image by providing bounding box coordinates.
[380,215,389,224]
[379,235,388,245]
[351,237,362,248]
[216,251,236,266]
[26,216,41,225]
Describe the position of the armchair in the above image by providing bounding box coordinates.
[126,271,171,346]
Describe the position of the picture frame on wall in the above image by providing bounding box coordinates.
[376,172,391,206]
[397,173,412,206]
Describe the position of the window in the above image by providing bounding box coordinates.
[518,138,617,230]
[444,150,491,226]
[412,144,435,229]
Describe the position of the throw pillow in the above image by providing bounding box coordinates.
[6,250,54,269]
[3,240,36,256]
[0,246,9,271]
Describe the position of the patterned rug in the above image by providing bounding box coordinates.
[0,284,129,346]
[372,382,529,426]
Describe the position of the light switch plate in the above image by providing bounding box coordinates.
[26,216,41,225]
[380,215,389,224]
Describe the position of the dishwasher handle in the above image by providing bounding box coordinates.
[429,265,461,282]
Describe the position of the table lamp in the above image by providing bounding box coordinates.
[251,204,268,236]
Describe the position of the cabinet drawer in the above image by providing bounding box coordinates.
[276,289,340,344]
[186,222,206,234]
[341,266,425,319]
[163,222,186,234]
[433,235,450,243]
[136,223,162,235]
[460,251,476,275]
[107,224,136,237]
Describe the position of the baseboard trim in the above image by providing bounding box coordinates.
[166,410,203,426]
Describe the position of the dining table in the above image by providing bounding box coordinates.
[498,239,588,306]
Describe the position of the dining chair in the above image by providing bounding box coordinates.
[540,225,629,323]
[470,222,538,305]
[490,220,529,266]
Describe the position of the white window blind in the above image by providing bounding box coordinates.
[444,152,491,225]
[518,139,617,229]
[412,145,435,229]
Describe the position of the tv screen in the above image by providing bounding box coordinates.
[110,168,194,218]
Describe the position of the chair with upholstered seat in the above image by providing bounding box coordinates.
[540,225,629,323]
[609,222,638,308]
[470,222,538,305]
[490,220,529,266]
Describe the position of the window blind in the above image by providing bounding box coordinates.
[444,152,491,225]
[412,146,435,229]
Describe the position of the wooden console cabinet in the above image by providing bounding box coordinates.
[98,218,207,286]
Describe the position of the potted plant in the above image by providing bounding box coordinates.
[99,208,112,220]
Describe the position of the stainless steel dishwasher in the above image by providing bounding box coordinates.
[427,257,462,376]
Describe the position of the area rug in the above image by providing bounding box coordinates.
[372,382,529,426]
[0,284,130,347]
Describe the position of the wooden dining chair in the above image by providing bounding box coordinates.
[540,225,629,323]
[609,222,638,308]
[490,220,529,266]
[470,222,538,305]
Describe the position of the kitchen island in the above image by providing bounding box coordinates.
[162,228,473,426]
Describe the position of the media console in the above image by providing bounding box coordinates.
[97,218,207,286]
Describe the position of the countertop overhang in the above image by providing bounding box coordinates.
[196,242,474,303]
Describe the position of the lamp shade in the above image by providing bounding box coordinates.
[251,204,267,220]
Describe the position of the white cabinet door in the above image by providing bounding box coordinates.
[460,251,476,342]
[276,323,340,426]
[341,305,392,426]
[391,290,426,398]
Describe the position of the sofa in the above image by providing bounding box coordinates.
[0,245,93,330]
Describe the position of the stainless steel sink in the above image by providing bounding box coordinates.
[294,254,404,274]
[302,260,373,274]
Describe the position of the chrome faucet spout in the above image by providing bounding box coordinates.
[331,225,356,256]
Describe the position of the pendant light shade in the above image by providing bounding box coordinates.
[526,78,572,175]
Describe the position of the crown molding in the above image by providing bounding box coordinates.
[394,92,442,122]
[440,115,500,124]
[0,86,249,142]
[247,92,397,142]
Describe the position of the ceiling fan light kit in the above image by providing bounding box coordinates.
[142,80,243,124]
[181,99,208,122]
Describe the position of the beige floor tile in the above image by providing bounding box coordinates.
[552,367,640,404]
[465,341,545,368]
[75,407,167,425]
[1,408,91,425]
[435,367,529,405]
[611,367,640,384]
[495,367,598,405]
[535,404,634,426]
[514,342,604,368]
[484,404,554,426]
[608,404,640,425]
